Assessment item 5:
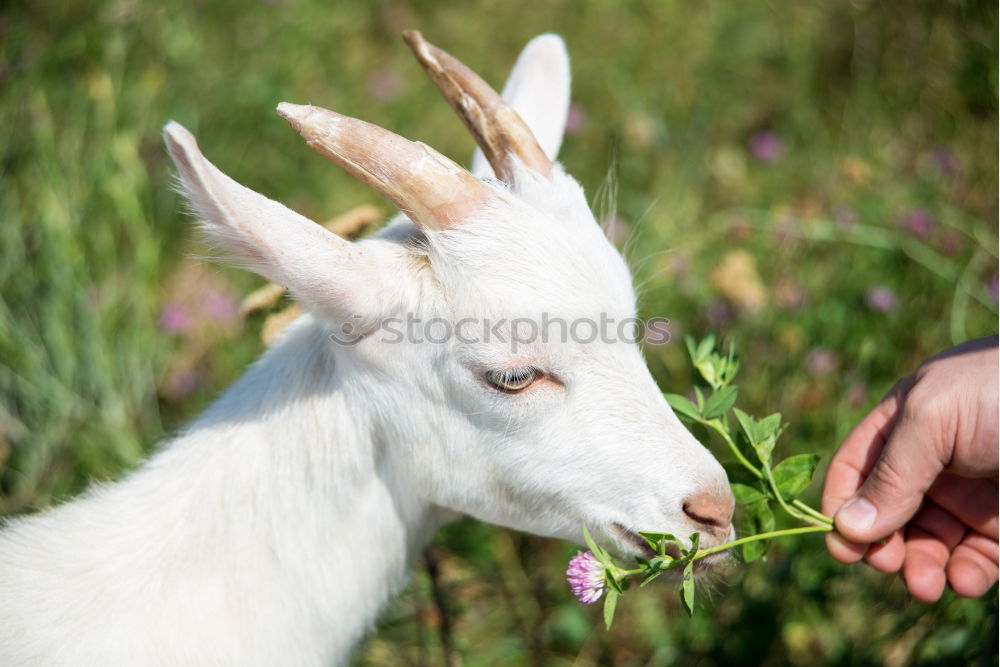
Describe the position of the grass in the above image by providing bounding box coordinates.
[1,0,997,664]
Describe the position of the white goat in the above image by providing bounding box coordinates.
[0,32,734,666]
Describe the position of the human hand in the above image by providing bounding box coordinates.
[822,336,999,602]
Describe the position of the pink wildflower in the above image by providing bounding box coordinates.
[806,347,839,376]
[865,286,900,313]
[748,130,784,163]
[930,146,957,175]
[567,550,606,604]
[202,293,238,321]
[158,302,191,333]
[900,208,934,239]
[705,299,732,328]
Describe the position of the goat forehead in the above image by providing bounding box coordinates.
[430,191,635,316]
[443,250,634,323]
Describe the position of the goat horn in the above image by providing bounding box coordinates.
[277,102,490,230]
[402,30,552,183]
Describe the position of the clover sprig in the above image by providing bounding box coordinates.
[665,334,834,555]
[572,334,834,627]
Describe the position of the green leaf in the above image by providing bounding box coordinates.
[753,436,775,466]
[722,355,741,386]
[638,531,679,556]
[733,408,757,443]
[731,482,766,504]
[694,360,718,388]
[726,463,762,488]
[695,333,716,362]
[640,570,662,587]
[604,568,623,594]
[582,526,600,556]
[684,334,699,363]
[687,532,700,557]
[702,386,738,419]
[638,531,678,544]
[664,394,699,422]
[681,561,696,615]
[694,386,705,411]
[757,413,784,440]
[731,407,777,465]
[646,555,681,571]
[725,339,739,373]
[638,532,660,552]
[732,409,783,452]
[741,500,775,562]
[757,500,775,533]
[771,454,820,500]
[741,535,766,562]
[583,526,610,564]
[603,589,619,630]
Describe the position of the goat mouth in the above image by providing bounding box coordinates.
[611,523,682,560]
[692,550,731,572]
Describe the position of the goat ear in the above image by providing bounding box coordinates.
[163,121,398,324]
[471,34,571,178]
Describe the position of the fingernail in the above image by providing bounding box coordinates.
[837,497,877,533]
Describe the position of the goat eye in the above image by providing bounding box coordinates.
[485,367,540,393]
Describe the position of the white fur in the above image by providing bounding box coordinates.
[0,35,732,666]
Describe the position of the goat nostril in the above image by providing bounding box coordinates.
[682,491,735,531]
[683,502,719,527]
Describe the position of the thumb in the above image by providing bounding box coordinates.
[835,401,948,544]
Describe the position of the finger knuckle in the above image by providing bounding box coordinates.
[867,456,911,499]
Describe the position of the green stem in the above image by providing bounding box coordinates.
[761,461,812,523]
[699,408,833,527]
[694,524,833,559]
[792,499,834,526]
[616,525,835,582]
[701,416,833,526]
[703,418,763,480]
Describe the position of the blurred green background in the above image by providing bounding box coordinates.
[1,0,997,664]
